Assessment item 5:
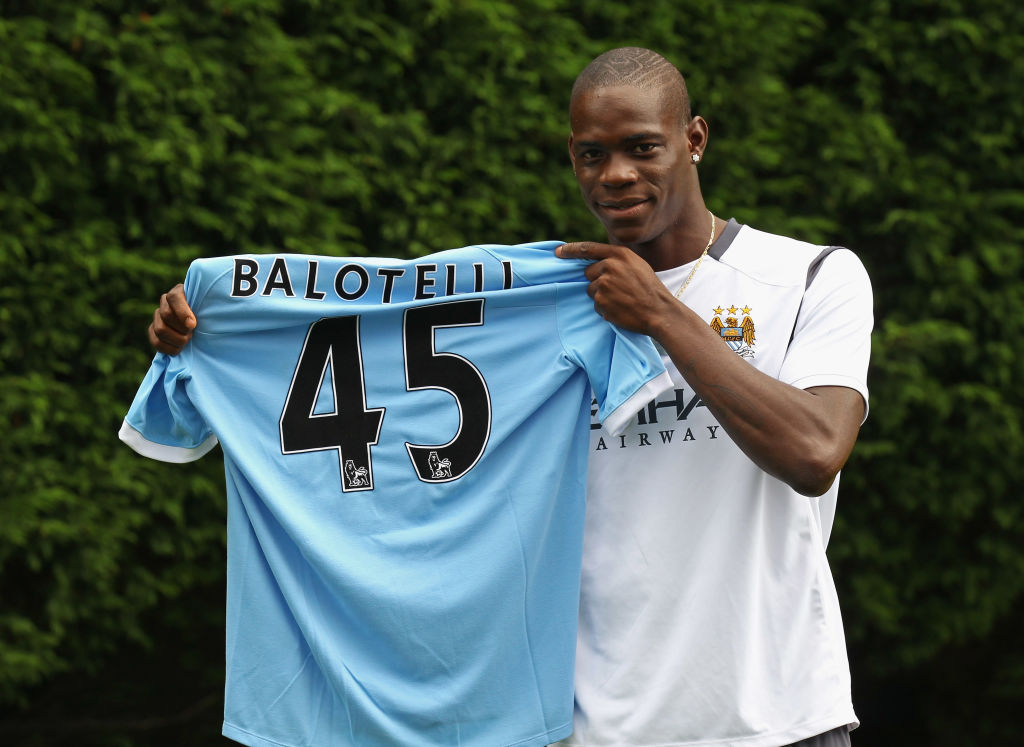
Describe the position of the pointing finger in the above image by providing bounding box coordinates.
[556,242,615,260]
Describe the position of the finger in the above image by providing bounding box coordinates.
[556,242,615,260]
[148,320,185,356]
[151,337,185,356]
[157,298,193,337]
[156,298,189,336]
[160,284,196,333]
[151,307,192,350]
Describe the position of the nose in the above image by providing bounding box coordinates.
[599,153,637,187]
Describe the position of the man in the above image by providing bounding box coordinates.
[150,48,872,747]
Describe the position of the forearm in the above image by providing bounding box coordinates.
[648,303,862,496]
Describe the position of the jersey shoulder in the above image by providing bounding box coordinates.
[473,240,592,288]
[716,225,858,289]
[182,255,239,311]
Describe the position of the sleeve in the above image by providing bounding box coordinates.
[118,261,219,462]
[556,283,673,436]
[118,350,218,462]
[777,248,873,421]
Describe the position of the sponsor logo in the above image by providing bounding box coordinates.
[590,389,722,451]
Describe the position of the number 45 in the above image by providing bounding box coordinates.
[279,299,492,493]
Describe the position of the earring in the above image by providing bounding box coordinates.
[691,153,701,164]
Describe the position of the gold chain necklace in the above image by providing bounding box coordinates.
[673,210,716,299]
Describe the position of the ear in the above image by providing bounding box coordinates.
[685,116,709,159]
[568,134,577,171]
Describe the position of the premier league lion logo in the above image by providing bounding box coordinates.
[344,459,370,488]
[427,451,452,479]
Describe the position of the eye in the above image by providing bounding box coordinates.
[578,149,603,163]
[631,143,658,154]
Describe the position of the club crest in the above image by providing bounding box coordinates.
[710,305,755,359]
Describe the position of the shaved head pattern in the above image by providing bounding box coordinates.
[571,47,691,125]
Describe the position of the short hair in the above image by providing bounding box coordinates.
[571,47,691,125]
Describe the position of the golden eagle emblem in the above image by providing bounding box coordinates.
[710,306,756,358]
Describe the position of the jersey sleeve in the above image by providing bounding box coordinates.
[118,350,217,462]
[556,283,673,436]
[118,262,219,462]
[777,248,873,420]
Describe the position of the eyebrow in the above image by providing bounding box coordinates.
[575,132,664,149]
[622,132,663,143]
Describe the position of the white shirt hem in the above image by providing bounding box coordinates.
[560,708,858,747]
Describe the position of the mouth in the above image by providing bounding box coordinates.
[596,197,650,219]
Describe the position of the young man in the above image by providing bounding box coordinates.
[149,48,871,747]
[553,48,870,747]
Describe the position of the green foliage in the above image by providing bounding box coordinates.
[2,0,1023,743]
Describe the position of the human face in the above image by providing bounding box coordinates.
[569,85,703,260]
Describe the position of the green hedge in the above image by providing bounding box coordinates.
[2,1,1022,743]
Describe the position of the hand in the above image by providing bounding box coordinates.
[147,283,195,356]
[556,242,676,335]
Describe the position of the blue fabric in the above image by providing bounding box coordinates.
[121,242,669,747]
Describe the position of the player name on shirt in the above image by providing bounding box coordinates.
[231,255,515,303]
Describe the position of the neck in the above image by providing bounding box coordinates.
[618,209,718,272]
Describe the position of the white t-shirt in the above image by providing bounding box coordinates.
[561,221,873,747]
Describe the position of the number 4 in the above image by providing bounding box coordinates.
[279,315,384,492]
[279,299,490,493]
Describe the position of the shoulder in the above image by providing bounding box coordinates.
[716,223,866,290]
[473,240,579,287]
[182,256,239,309]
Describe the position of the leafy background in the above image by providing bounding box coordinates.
[1,1,1022,744]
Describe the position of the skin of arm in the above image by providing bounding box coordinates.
[556,240,864,498]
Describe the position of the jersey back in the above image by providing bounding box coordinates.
[119,242,671,747]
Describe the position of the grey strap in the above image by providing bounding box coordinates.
[788,246,847,349]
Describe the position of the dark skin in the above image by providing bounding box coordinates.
[149,82,863,497]
[149,287,195,355]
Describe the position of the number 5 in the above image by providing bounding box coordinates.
[403,299,490,483]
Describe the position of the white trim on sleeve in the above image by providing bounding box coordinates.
[601,371,674,436]
[118,420,219,463]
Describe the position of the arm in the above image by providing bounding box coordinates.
[556,241,865,497]
[148,283,196,355]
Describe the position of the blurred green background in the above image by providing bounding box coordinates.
[2,1,1022,744]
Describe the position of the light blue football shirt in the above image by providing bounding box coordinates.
[119,242,672,747]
